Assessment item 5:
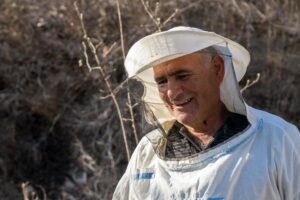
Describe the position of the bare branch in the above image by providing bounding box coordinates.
[140,0,161,30]
[22,182,30,200]
[103,42,117,58]
[99,94,112,100]
[112,77,129,94]
[74,2,131,161]
[115,0,140,144]
[127,90,139,144]
[154,2,160,17]
[241,73,261,93]
[115,0,126,60]
[161,8,178,27]
[81,42,92,72]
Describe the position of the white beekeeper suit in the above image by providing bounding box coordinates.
[113,27,300,200]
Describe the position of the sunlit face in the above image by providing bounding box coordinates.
[153,52,225,129]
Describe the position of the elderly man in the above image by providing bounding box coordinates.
[113,27,300,200]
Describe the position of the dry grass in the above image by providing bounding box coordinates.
[0,0,299,199]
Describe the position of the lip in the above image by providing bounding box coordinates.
[173,97,193,107]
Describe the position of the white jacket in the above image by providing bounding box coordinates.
[115,27,300,200]
[113,106,300,200]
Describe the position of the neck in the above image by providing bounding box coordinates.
[184,104,228,141]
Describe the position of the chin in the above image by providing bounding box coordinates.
[174,113,193,125]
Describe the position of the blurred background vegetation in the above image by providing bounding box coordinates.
[0,0,299,199]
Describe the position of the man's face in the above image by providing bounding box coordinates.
[153,52,224,129]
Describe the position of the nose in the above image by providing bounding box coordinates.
[167,79,183,101]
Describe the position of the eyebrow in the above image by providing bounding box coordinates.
[154,69,190,82]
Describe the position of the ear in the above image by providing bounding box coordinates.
[212,55,225,84]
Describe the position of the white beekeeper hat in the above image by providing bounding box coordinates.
[125,26,250,126]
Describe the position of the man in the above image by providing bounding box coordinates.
[113,27,300,200]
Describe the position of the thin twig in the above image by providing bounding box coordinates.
[115,0,125,60]
[112,77,129,94]
[115,0,140,144]
[99,94,112,100]
[21,182,30,200]
[140,0,161,30]
[140,0,178,32]
[154,2,160,17]
[241,73,261,93]
[178,0,224,14]
[161,8,178,27]
[81,42,92,72]
[127,90,139,144]
[103,42,117,58]
[122,118,133,122]
[74,2,131,161]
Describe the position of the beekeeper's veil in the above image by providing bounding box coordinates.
[125,26,250,136]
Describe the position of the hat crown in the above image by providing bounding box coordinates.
[125,26,250,81]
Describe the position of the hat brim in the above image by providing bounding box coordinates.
[125,27,250,82]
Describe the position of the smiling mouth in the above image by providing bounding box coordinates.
[173,97,193,106]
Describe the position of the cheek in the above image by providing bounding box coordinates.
[159,92,173,110]
[159,92,170,104]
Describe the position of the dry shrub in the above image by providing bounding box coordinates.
[0,0,299,199]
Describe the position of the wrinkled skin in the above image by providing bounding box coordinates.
[153,52,226,135]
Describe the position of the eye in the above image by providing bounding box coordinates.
[176,73,190,80]
[155,78,167,88]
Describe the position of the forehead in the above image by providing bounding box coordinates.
[153,52,207,76]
